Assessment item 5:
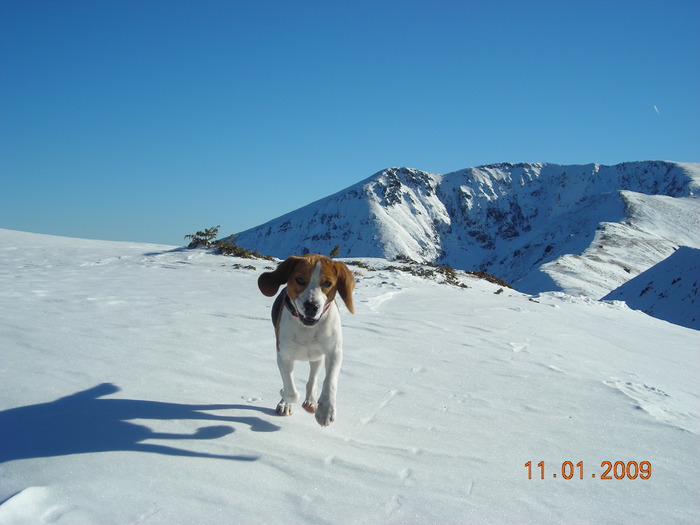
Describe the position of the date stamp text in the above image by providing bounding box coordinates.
[524,461,652,480]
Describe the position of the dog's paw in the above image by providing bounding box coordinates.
[276,400,294,416]
[315,402,335,427]
[302,400,317,413]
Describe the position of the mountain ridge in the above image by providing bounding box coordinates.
[235,161,700,298]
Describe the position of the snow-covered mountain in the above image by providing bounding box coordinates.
[235,161,700,298]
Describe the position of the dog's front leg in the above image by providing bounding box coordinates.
[315,349,342,427]
[302,358,323,413]
[276,353,299,416]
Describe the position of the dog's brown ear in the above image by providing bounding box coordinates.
[334,261,355,313]
[258,256,301,297]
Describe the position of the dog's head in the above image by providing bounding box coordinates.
[258,254,355,325]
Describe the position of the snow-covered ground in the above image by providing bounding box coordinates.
[1,228,698,524]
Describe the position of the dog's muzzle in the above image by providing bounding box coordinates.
[283,293,331,326]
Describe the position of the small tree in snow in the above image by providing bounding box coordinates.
[185,225,220,249]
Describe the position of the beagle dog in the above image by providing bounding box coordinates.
[258,254,355,426]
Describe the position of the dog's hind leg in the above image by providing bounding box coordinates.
[276,354,300,416]
[302,358,323,413]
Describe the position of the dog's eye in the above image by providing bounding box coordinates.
[295,277,306,285]
[322,280,332,288]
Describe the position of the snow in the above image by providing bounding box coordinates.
[603,246,700,330]
[1,228,699,524]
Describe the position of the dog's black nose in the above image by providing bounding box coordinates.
[303,301,319,317]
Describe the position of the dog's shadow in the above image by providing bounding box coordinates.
[0,383,280,463]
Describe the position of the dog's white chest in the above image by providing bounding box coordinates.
[279,306,341,361]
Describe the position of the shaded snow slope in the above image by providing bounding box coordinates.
[537,192,700,298]
[234,161,700,298]
[1,229,699,523]
[603,246,700,330]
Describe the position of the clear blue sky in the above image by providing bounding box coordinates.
[2,0,698,245]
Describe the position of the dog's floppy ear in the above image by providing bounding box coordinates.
[258,256,302,297]
[334,261,355,313]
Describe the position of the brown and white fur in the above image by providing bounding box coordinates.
[258,254,355,427]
